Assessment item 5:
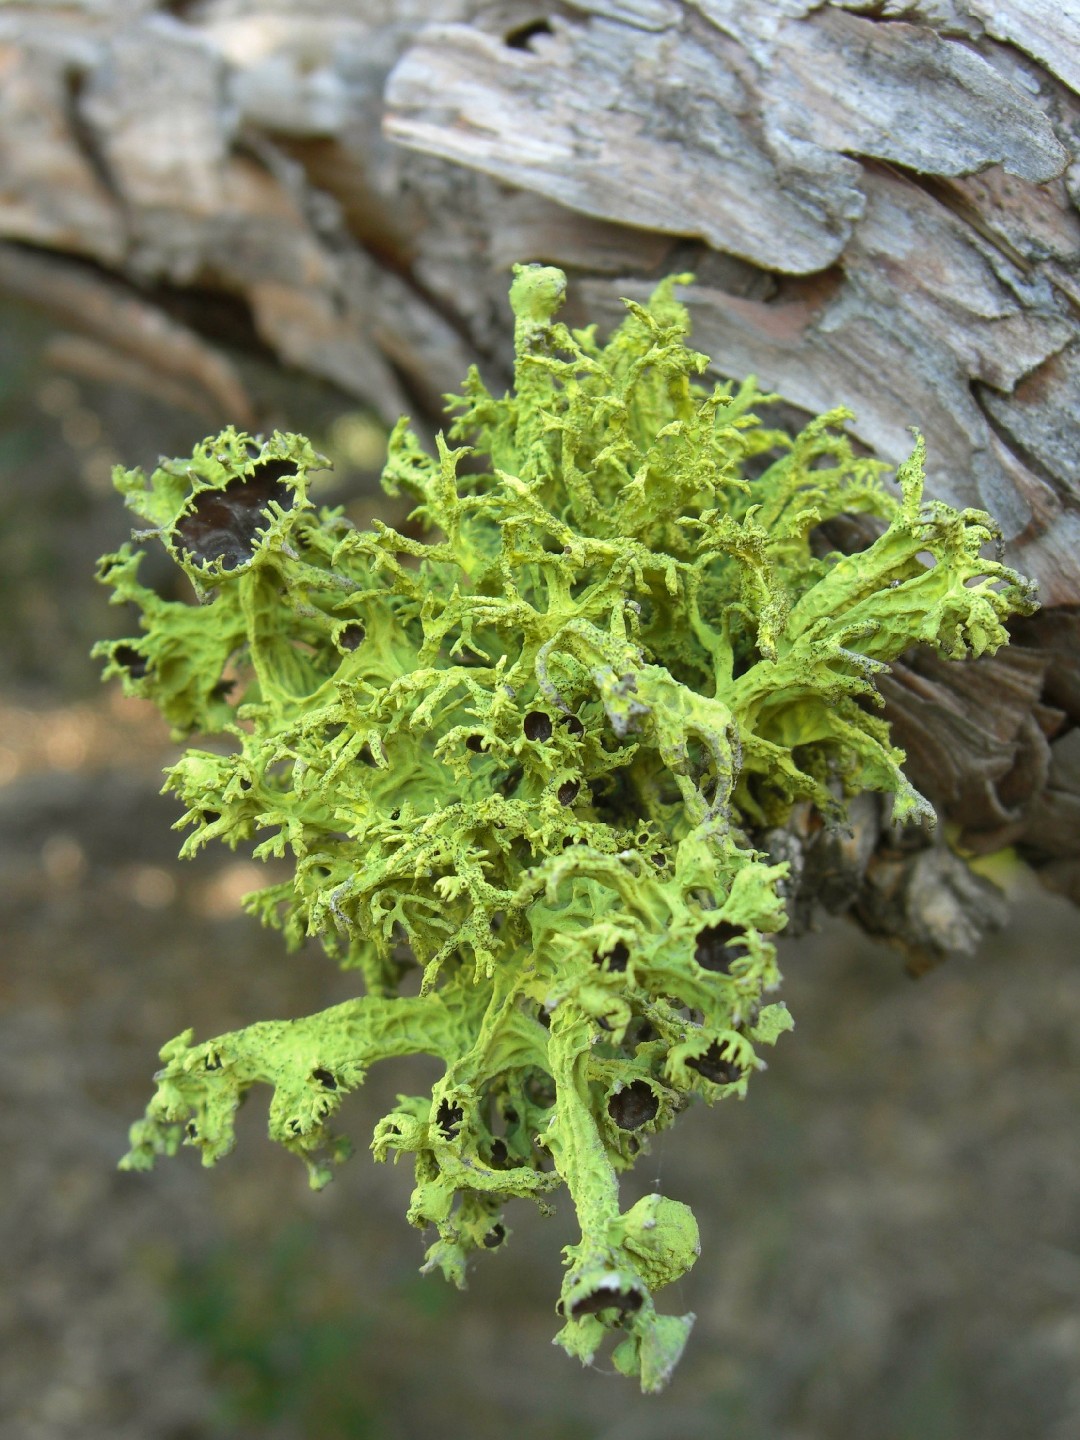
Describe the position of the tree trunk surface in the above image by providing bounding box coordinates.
[3,0,1079,949]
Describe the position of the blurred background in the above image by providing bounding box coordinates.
[3,288,1080,1440]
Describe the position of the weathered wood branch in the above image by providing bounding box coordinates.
[2,0,1078,951]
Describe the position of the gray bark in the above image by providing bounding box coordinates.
[2,0,1079,951]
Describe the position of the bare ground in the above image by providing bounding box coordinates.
[4,678,1080,1440]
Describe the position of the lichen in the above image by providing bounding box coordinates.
[96,265,1035,1391]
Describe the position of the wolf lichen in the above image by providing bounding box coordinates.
[96,264,1034,1391]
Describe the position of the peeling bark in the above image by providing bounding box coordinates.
[2,0,1078,947]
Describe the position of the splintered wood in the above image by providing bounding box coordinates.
[2,0,1078,912]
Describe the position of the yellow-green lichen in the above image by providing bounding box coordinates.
[96,265,1034,1391]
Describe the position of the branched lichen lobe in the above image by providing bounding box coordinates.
[97,266,1035,1390]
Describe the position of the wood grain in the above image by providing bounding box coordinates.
[2,0,1077,932]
